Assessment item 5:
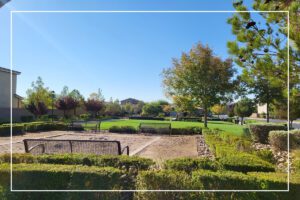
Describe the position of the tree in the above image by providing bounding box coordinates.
[55,96,79,117]
[234,98,255,124]
[69,89,84,115]
[228,1,300,123]
[162,43,236,127]
[122,103,134,116]
[24,77,52,117]
[84,99,104,117]
[142,102,163,117]
[25,101,48,118]
[105,99,122,116]
[211,104,226,118]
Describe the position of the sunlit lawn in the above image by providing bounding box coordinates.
[84,119,245,135]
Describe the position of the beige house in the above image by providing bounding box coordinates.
[0,67,23,108]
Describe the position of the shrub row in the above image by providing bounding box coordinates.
[249,124,286,144]
[171,127,202,135]
[129,116,165,121]
[135,169,299,200]
[204,130,275,173]
[0,163,127,199]
[0,122,68,136]
[0,153,155,171]
[178,117,202,122]
[108,125,202,135]
[164,158,220,173]
[108,126,138,134]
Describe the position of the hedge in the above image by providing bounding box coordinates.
[0,122,68,137]
[249,124,286,144]
[135,169,299,200]
[178,117,202,122]
[291,129,300,147]
[0,163,126,199]
[171,127,202,135]
[218,152,275,173]
[129,116,165,121]
[164,158,220,173]
[269,130,288,151]
[109,126,137,134]
[0,153,155,171]
[0,124,24,136]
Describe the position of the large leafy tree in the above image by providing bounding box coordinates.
[162,43,236,127]
[141,101,163,117]
[24,77,52,117]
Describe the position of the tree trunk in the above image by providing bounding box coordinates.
[241,117,244,125]
[204,107,208,128]
[266,102,270,123]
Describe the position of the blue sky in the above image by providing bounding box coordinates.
[0,0,256,102]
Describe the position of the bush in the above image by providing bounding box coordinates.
[291,129,300,147]
[129,116,165,121]
[254,149,275,164]
[23,122,68,132]
[249,124,286,144]
[269,131,288,151]
[178,117,202,122]
[0,163,128,197]
[0,124,24,136]
[171,127,202,135]
[164,158,220,173]
[0,153,155,171]
[218,152,275,173]
[109,126,137,134]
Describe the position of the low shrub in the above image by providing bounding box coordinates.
[254,149,275,164]
[0,163,127,198]
[164,158,220,173]
[171,127,202,135]
[23,122,68,132]
[139,123,171,135]
[109,126,137,134]
[0,153,155,171]
[129,116,165,121]
[269,130,288,151]
[218,152,275,173]
[249,124,286,144]
[291,129,300,147]
[178,117,202,122]
[0,124,24,136]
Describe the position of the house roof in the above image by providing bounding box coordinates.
[14,94,23,100]
[0,66,21,75]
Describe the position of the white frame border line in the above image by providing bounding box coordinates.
[10,10,290,192]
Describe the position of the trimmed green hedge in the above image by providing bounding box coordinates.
[218,152,275,173]
[0,124,24,136]
[249,124,286,144]
[0,153,154,171]
[269,130,288,151]
[135,169,299,200]
[108,125,137,134]
[164,158,220,173]
[291,129,300,147]
[0,122,68,137]
[171,127,202,135]
[0,163,125,199]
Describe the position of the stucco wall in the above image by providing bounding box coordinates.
[0,70,17,108]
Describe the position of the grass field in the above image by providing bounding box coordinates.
[84,119,245,135]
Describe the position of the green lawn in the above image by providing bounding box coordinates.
[84,119,245,135]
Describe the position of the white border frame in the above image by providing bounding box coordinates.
[10,10,290,192]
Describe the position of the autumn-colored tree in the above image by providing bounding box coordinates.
[211,104,226,118]
[163,43,236,127]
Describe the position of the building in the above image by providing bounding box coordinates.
[120,98,141,105]
[0,67,23,108]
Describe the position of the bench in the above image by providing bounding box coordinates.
[23,139,129,155]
